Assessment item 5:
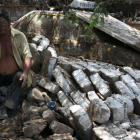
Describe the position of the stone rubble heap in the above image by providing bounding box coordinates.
[1,35,140,140]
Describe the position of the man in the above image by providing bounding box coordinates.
[0,9,32,117]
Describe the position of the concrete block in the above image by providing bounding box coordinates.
[129,114,140,130]
[50,120,73,135]
[70,91,89,111]
[40,57,57,80]
[120,74,140,96]
[105,97,124,124]
[42,109,56,125]
[123,66,140,82]
[93,127,117,140]
[113,94,134,115]
[48,133,77,140]
[37,76,61,95]
[27,88,46,102]
[57,91,73,107]
[90,73,112,99]
[87,91,99,101]
[102,122,127,139]
[52,66,74,94]
[37,37,50,51]
[114,81,135,100]
[91,98,110,123]
[72,69,94,92]
[23,119,47,138]
[70,105,92,140]
[47,46,57,58]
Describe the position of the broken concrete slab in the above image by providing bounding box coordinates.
[49,120,74,135]
[48,133,77,140]
[23,119,47,138]
[37,37,50,52]
[91,98,110,124]
[47,46,57,58]
[57,91,74,108]
[37,75,61,95]
[90,73,112,99]
[120,74,140,96]
[114,81,136,100]
[106,97,124,124]
[93,126,117,140]
[87,91,99,101]
[102,122,127,139]
[70,91,89,111]
[129,114,140,130]
[70,105,92,140]
[27,88,46,102]
[133,95,140,115]
[42,109,57,125]
[52,66,74,94]
[70,10,140,52]
[29,43,41,73]
[31,35,44,45]
[72,69,94,92]
[112,94,134,116]
[123,67,140,82]
[40,57,57,80]
[100,69,119,89]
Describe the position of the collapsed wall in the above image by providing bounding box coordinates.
[1,35,140,140]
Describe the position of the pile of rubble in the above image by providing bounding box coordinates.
[1,35,140,140]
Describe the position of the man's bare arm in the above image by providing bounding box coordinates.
[19,57,32,87]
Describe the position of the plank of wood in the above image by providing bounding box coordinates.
[70,10,140,52]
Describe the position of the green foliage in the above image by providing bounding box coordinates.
[37,13,43,21]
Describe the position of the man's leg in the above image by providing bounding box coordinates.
[4,71,29,110]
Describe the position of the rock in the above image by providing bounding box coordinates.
[58,106,71,118]
[70,91,89,111]
[48,133,77,140]
[76,61,99,76]
[90,73,112,99]
[70,105,92,140]
[102,122,127,139]
[40,48,52,62]
[52,66,75,94]
[47,46,57,58]
[93,127,117,140]
[105,97,124,124]
[37,75,61,95]
[71,63,86,72]
[120,74,140,96]
[123,66,140,82]
[135,133,140,140]
[50,120,73,135]
[87,91,99,101]
[113,94,134,115]
[27,88,46,102]
[57,91,73,107]
[133,95,140,115]
[114,81,136,100]
[91,98,110,124]
[37,37,50,51]
[40,57,57,80]
[100,69,120,90]
[72,69,94,93]
[29,43,41,73]
[23,119,47,138]
[57,59,72,75]
[42,109,56,125]
[129,114,140,130]
[31,35,43,45]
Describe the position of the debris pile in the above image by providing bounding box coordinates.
[1,35,140,140]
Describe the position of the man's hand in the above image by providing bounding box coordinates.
[19,73,28,88]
